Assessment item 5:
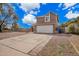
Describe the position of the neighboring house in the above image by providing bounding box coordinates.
[33,11,58,34]
[62,19,79,33]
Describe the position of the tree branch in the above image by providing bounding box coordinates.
[0,15,8,26]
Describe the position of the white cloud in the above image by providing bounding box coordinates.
[58,3,63,8]
[20,3,40,12]
[64,3,76,8]
[62,3,76,10]
[29,10,38,15]
[42,3,47,5]
[58,3,77,10]
[22,14,37,25]
[65,10,79,19]
[20,3,46,25]
[19,3,40,25]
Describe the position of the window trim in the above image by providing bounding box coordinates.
[44,13,50,22]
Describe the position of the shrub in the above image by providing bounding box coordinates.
[68,25,75,33]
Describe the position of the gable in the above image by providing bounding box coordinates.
[36,12,58,25]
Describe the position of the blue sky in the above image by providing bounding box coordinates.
[12,3,79,29]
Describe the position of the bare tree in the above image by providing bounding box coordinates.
[0,3,18,32]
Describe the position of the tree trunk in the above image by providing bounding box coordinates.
[0,25,2,32]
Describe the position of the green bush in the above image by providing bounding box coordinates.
[68,25,75,33]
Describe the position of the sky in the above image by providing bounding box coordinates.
[11,3,79,29]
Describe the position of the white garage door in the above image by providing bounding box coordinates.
[36,25,53,33]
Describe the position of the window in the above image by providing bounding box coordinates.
[74,24,79,28]
[45,16,50,22]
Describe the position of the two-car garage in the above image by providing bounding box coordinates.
[36,25,54,33]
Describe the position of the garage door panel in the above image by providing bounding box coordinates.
[36,25,53,33]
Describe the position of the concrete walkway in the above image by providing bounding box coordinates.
[0,33,52,56]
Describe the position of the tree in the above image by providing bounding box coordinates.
[12,23,19,31]
[68,25,75,33]
[77,16,79,20]
[0,3,18,32]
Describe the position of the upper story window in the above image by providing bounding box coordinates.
[45,16,50,22]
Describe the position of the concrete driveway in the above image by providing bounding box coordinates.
[0,32,52,56]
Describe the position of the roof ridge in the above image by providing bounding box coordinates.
[37,11,57,17]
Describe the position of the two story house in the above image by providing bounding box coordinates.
[33,11,58,34]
